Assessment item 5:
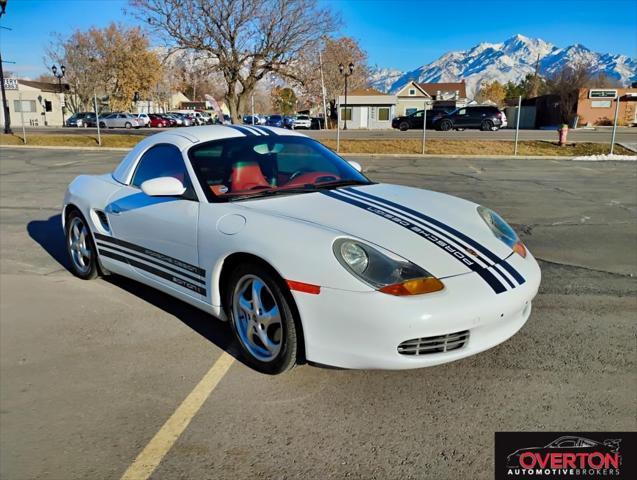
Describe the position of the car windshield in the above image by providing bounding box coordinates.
[189,136,372,202]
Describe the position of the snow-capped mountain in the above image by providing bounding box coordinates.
[369,35,637,97]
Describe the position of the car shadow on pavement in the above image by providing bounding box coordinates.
[27,214,73,272]
[27,214,247,367]
[103,275,243,364]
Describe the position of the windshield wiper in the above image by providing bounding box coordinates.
[311,179,373,190]
[227,188,314,202]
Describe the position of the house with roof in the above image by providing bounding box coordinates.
[337,87,396,130]
[394,80,468,116]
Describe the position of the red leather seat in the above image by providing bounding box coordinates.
[231,161,270,192]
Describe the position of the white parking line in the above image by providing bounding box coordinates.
[120,352,235,480]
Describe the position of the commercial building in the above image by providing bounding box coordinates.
[575,88,637,126]
[1,79,69,128]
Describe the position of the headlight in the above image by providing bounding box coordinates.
[477,206,526,257]
[333,239,444,296]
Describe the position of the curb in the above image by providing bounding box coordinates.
[0,144,577,160]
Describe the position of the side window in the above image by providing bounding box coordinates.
[557,439,577,447]
[457,109,467,116]
[132,144,189,188]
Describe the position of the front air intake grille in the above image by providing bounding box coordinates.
[397,330,470,356]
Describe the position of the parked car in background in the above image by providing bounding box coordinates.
[99,112,142,129]
[66,112,96,128]
[135,113,151,127]
[243,115,260,125]
[391,107,454,131]
[159,114,178,127]
[292,114,312,129]
[147,114,169,128]
[433,106,507,131]
[164,114,183,126]
[170,112,192,126]
[310,117,326,130]
[267,114,285,128]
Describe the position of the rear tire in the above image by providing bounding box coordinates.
[125,122,132,129]
[225,263,298,374]
[65,210,99,280]
[439,119,452,131]
[99,122,105,128]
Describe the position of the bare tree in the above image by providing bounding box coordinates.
[295,37,369,121]
[546,61,593,124]
[131,0,337,122]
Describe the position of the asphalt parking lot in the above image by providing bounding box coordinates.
[1,147,635,479]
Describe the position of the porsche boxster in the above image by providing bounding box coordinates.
[62,125,540,374]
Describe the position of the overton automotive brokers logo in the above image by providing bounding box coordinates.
[495,432,636,480]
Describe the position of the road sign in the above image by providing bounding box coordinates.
[589,89,617,99]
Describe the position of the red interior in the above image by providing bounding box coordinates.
[230,162,270,192]
[282,171,339,188]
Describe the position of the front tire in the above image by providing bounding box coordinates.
[226,263,298,374]
[399,121,409,131]
[65,210,99,280]
[125,122,132,129]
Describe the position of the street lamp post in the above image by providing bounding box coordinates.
[338,62,354,130]
[51,64,66,126]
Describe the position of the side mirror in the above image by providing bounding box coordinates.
[347,160,362,172]
[140,177,186,197]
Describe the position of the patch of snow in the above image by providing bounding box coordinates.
[572,154,637,161]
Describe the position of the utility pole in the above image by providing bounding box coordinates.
[0,51,11,133]
[319,49,328,129]
[0,0,12,134]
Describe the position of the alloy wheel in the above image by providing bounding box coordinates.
[68,216,92,275]
[232,274,283,362]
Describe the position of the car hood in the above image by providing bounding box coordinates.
[238,183,513,278]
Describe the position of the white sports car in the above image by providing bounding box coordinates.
[63,125,540,374]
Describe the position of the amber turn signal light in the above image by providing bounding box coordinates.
[513,241,527,258]
[379,277,444,296]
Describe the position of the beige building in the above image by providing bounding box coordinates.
[1,79,69,127]
[337,87,397,129]
[395,80,468,116]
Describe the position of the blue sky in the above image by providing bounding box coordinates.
[1,0,636,78]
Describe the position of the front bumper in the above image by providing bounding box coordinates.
[292,251,541,369]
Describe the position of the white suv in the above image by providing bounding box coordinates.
[292,115,311,129]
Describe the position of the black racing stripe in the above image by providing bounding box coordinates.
[94,233,205,277]
[491,263,515,289]
[252,126,276,136]
[345,187,526,286]
[339,188,494,269]
[100,250,206,295]
[96,242,205,286]
[322,190,507,294]
[227,125,256,136]
[339,188,517,290]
